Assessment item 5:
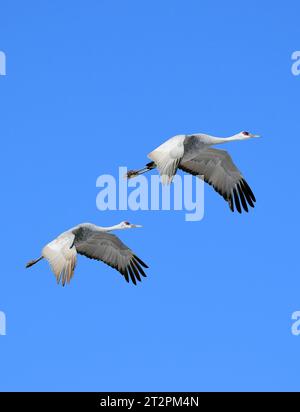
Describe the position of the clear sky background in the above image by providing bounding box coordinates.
[0,0,300,391]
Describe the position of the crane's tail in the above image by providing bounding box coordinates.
[25,256,44,268]
[125,161,156,179]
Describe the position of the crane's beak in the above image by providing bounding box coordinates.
[131,224,142,228]
[251,134,261,138]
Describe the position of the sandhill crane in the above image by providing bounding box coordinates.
[126,131,259,213]
[25,222,148,286]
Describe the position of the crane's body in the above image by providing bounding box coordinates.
[127,131,259,213]
[26,221,148,286]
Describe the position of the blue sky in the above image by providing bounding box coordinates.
[0,0,300,391]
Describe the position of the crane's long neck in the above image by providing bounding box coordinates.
[95,224,124,232]
[207,134,251,145]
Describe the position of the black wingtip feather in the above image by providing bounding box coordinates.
[127,265,137,285]
[228,194,234,212]
[240,182,255,208]
[122,268,130,283]
[132,259,147,278]
[241,179,256,203]
[237,183,248,212]
[130,263,141,282]
[233,188,242,213]
[133,255,149,268]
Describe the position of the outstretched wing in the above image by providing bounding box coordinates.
[179,148,256,213]
[148,135,185,184]
[74,231,148,285]
[42,232,77,286]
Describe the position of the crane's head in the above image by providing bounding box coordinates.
[119,221,143,229]
[238,131,260,139]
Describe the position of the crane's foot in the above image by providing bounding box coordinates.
[125,170,139,179]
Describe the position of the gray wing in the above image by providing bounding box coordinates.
[73,228,148,285]
[179,148,256,213]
